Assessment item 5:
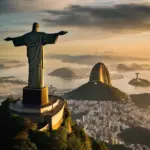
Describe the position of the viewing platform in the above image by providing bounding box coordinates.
[9,95,66,131]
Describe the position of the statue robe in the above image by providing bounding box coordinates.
[12,32,58,89]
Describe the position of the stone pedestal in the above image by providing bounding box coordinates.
[23,86,49,105]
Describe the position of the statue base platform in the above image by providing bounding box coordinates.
[9,97,65,129]
[23,86,49,106]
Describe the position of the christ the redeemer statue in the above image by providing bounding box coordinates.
[5,22,68,89]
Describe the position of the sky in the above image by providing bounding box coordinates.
[1,0,150,59]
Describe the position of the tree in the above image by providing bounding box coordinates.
[68,134,83,150]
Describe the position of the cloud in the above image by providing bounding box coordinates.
[43,4,150,31]
[46,54,150,65]
[0,0,94,13]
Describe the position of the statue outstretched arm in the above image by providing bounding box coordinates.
[49,31,68,36]
[5,35,25,47]
[4,36,23,41]
[4,37,14,41]
[42,31,68,45]
[58,31,68,36]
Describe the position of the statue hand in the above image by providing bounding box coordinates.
[58,31,68,36]
[4,37,12,41]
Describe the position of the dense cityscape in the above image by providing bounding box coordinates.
[67,100,150,150]
[1,84,150,150]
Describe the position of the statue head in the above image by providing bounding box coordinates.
[32,22,39,32]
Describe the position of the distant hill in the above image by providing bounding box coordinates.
[0,76,27,85]
[117,63,150,72]
[129,78,150,87]
[117,64,134,72]
[89,62,112,86]
[64,81,130,101]
[49,67,123,80]
[0,60,25,69]
[118,127,150,148]
[131,93,150,109]
[64,62,130,101]
[49,68,76,79]
[131,63,143,70]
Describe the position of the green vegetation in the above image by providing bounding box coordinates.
[0,98,38,150]
[65,82,130,101]
[0,99,130,150]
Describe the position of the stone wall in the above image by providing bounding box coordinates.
[39,124,49,131]
[52,103,65,130]
[9,99,60,114]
